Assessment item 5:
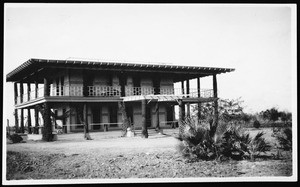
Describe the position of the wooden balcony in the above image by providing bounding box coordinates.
[15,85,214,106]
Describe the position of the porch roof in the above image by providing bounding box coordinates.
[6,58,235,82]
[121,94,216,103]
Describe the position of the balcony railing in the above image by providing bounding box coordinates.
[16,85,214,105]
[88,86,121,97]
[125,87,155,96]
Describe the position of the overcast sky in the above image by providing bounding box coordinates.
[3,4,296,125]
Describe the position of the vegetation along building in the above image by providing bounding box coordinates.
[6,58,234,141]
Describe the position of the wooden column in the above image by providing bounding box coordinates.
[14,109,19,133]
[35,81,39,99]
[27,83,31,101]
[211,74,219,137]
[42,102,53,141]
[141,99,148,138]
[119,73,126,97]
[44,78,50,97]
[181,81,185,95]
[20,109,24,133]
[186,79,190,118]
[27,108,32,134]
[20,82,24,103]
[14,83,18,104]
[178,99,184,138]
[155,102,160,131]
[83,103,91,140]
[197,77,201,120]
[34,108,39,134]
[14,83,19,132]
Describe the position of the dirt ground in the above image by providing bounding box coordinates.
[5,128,293,181]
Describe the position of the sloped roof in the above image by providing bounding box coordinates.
[6,58,235,82]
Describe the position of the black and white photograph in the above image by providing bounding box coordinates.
[2,3,297,184]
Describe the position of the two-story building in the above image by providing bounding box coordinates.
[6,58,234,140]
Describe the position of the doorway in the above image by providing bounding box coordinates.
[92,106,101,130]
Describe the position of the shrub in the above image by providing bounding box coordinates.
[253,120,261,129]
[177,117,271,161]
[8,134,23,143]
[276,127,292,151]
[248,131,271,159]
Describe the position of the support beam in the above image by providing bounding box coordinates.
[186,79,190,117]
[27,108,32,134]
[35,81,39,99]
[42,102,53,141]
[210,74,219,137]
[34,108,39,134]
[14,83,18,105]
[14,109,19,133]
[20,109,24,133]
[197,77,201,120]
[181,81,185,95]
[155,102,160,131]
[27,83,31,101]
[141,99,148,138]
[119,73,126,97]
[20,82,24,103]
[44,78,50,97]
[83,103,92,140]
[178,99,184,138]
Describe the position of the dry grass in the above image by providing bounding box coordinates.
[5,128,293,180]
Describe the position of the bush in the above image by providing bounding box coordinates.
[177,117,271,161]
[253,120,261,129]
[8,134,23,143]
[276,127,292,151]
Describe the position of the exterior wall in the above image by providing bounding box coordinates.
[160,77,173,90]
[93,73,109,86]
[140,77,153,88]
[133,103,142,128]
[151,104,167,127]
[101,106,109,124]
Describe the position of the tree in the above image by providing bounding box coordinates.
[260,107,280,122]
[192,97,248,136]
[280,111,292,125]
[75,104,92,140]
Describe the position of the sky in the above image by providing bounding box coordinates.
[3,4,297,126]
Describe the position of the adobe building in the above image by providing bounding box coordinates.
[6,58,234,140]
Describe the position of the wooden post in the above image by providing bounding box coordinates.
[44,78,50,97]
[197,77,201,120]
[20,82,24,103]
[14,109,19,133]
[186,79,190,118]
[34,108,39,134]
[181,81,185,95]
[14,83,18,104]
[178,99,184,138]
[141,99,148,138]
[35,81,39,99]
[42,102,53,141]
[27,108,32,134]
[155,102,160,131]
[83,103,92,140]
[27,83,31,101]
[119,73,126,97]
[211,74,219,137]
[20,109,24,133]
